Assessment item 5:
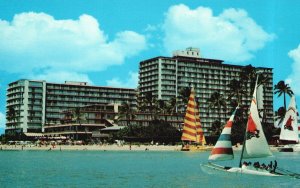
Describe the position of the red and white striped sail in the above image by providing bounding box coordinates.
[209,107,238,161]
[181,87,206,144]
[243,84,272,158]
[280,96,299,142]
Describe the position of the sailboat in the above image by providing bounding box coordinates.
[181,87,208,151]
[202,79,283,176]
[278,95,300,152]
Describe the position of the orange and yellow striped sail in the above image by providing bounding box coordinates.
[195,102,206,145]
[181,87,206,145]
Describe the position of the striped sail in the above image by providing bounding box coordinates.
[280,96,299,142]
[243,84,272,159]
[181,87,205,144]
[195,101,206,144]
[209,108,238,161]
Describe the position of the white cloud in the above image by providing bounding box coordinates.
[106,71,138,88]
[145,24,158,32]
[0,12,147,79]
[0,112,5,129]
[287,45,300,96]
[162,4,275,62]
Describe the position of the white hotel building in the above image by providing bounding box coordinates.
[138,47,274,131]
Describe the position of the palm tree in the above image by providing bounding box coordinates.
[142,92,157,120]
[177,87,191,112]
[240,65,271,96]
[209,120,222,136]
[164,96,179,124]
[257,73,270,87]
[136,90,145,112]
[156,99,169,121]
[118,102,136,134]
[166,97,177,114]
[240,65,257,96]
[274,80,294,110]
[208,91,227,129]
[274,106,286,128]
[227,79,247,105]
[72,107,86,140]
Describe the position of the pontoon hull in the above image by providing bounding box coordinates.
[278,147,293,152]
[277,144,300,152]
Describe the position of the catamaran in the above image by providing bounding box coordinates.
[278,95,300,152]
[181,87,209,151]
[202,79,289,177]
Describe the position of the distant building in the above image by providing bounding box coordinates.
[138,47,274,132]
[6,80,136,134]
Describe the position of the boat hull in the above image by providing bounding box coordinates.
[227,167,281,176]
[201,163,282,177]
[278,146,293,152]
[277,144,300,152]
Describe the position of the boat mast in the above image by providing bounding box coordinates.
[238,75,259,167]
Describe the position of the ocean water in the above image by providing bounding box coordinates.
[0,150,300,188]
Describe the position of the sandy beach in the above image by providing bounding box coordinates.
[0,144,280,152]
[0,144,183,151]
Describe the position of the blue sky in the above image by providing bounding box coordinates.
[1,0,300,134]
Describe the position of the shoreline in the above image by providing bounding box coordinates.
[0,144,183,151]
[0,144,280,152]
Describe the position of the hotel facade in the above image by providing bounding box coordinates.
[138,47,274,132]
[6,80,136,134]
[5,47,274,138]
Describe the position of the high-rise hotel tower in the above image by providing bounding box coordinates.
[6,80,136,134]
[138,47,273,131]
